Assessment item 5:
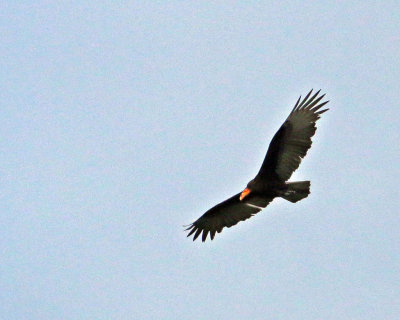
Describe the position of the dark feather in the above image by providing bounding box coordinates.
[257,90,329,181]
[186,193,273,242]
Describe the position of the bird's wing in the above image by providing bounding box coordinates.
[256,90,329,182]
[185,193,274,242]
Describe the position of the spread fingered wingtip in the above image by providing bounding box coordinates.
[185,224,196,237]
[185,223,208,241]
[298,89,314,109]
[291,89,330,116]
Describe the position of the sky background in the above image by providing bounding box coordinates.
[1,1,399,319]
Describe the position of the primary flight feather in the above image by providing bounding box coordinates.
[186,89,329,242]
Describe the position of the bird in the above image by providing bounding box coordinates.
[185,89,329,242]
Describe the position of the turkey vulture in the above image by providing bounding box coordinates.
[185,89,329,242]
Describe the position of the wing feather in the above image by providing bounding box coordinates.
[186,193,274,242]
[257,90,329,181]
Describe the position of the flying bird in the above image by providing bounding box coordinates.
[185,89,329,242]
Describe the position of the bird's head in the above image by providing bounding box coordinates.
[239,179,256,201]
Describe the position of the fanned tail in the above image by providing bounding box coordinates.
[281,181,310,203]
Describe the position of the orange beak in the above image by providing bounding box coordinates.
[239,188,251,201]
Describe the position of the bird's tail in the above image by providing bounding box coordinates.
[281,181,310,203]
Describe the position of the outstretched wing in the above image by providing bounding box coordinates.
[186,193,274,242]
[257,89,329,182]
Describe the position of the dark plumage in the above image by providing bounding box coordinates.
[186,89,329,242]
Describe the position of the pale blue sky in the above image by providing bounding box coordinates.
[1,1,399,319]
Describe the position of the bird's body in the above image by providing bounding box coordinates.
[186,90,329,242]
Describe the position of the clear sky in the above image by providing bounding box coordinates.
[1,1,399,319]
